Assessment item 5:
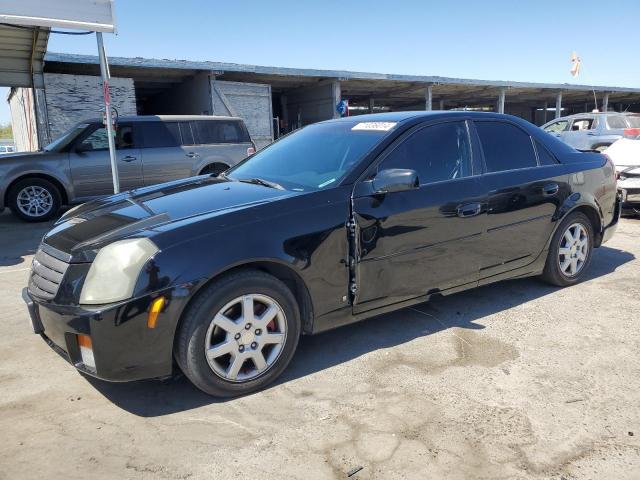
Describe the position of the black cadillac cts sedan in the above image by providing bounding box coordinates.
[23,112,620,397]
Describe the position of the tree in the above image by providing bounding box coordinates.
[0,123,13,139]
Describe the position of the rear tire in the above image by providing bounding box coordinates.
[175,270,301,397]
[8,177,62,222]
[541,212,594,287]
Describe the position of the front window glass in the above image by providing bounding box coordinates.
[380,121,472,184]
[77,125,136,151]
[44,123,89,151]
[543,120,568,133]
[228,122,391,191]
[570,118,594,131]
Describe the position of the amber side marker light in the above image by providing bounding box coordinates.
[147,297,166,329]
[76,334,96,370]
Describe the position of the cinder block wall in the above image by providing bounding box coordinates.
[44,73,137,140]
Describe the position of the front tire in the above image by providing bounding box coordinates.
[541,212,594,286]
[8,178,62,222]
[175,270,301,397]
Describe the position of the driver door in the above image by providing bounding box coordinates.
[351,120,486,314]
[69,123,143,199]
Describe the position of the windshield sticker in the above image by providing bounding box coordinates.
[352,122,397,131]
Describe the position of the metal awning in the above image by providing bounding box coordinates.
[0,0,115,88]
[0,24,49,88]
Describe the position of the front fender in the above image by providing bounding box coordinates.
[2,165,73,206]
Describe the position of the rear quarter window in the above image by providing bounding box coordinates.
[476,121,537,172]
[195,120,251,144]
[534,140,559,165]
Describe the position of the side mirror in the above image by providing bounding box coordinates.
[372,168,419,194]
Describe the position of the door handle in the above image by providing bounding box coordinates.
[122,155,137,162]
[186,152,200,158]
[457,202,482,218]
[543,183,559,196]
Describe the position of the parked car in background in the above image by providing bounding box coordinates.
[541,112,640,151]
[23,112,620,397]
[603,137,640,216]
[0,115,255,221]
[0,145,15,154]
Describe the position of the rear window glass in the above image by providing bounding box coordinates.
[141,122,181,148]
[627,116,640,128]
[195,120,250,144]
[607,116,628,129]
[476,121,537,172]
[535,140,559,165]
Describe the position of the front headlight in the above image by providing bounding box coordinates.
[80,238,159,305]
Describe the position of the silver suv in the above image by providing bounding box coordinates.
[541,112,640,151]
[0,115,255,221]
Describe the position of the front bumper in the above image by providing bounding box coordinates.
[22,287,183,382]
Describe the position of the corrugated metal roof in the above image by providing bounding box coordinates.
[45,51,640,94]
[0,24,49,88]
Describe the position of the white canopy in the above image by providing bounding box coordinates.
[0,0,115,88]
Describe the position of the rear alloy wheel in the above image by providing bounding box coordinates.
[541,212,594,286]
[175,270,301,397]
[8,178,62,222]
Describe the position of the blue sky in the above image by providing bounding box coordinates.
[2,0,640,126]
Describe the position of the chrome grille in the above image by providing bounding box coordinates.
[28,247,70,300]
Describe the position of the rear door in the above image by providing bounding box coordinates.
[563,116,596,149]
[139,121,192,185]
[69,122,143,198]
[352,120,486,313]
[473,120,569,279]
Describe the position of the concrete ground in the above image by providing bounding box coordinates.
[0,210,639,480]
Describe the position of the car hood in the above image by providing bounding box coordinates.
[42,176,298,260]
[0,150,45,162]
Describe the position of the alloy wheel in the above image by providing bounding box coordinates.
[16,186,53,218]
[557,222,589,277]
[204,294,287,382]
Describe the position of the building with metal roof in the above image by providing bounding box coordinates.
[10,51,640,151]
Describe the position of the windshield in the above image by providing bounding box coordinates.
[227,122,394,191]
[44,123,89,152]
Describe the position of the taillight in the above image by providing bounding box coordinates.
[624,128,640,139]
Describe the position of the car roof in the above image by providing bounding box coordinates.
[80,114,244,124]
[325,110,525,124]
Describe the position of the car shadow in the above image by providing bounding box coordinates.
[0,211,60,266]
[86,245,635,417]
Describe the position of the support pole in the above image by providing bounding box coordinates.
[368,97,374,113]
[425,85,433,111]
[555,91,563,119]
[97,32,119,194]
[543,101,548,123]
[439,99,444,110]
[602,92,609,112]
[497,88,506,114]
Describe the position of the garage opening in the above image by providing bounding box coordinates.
[134,71,212,116]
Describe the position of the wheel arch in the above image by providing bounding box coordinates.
[174,260,315,346]
[5,173,69,206]
[198,162,230,175]
[553,200,603,248]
